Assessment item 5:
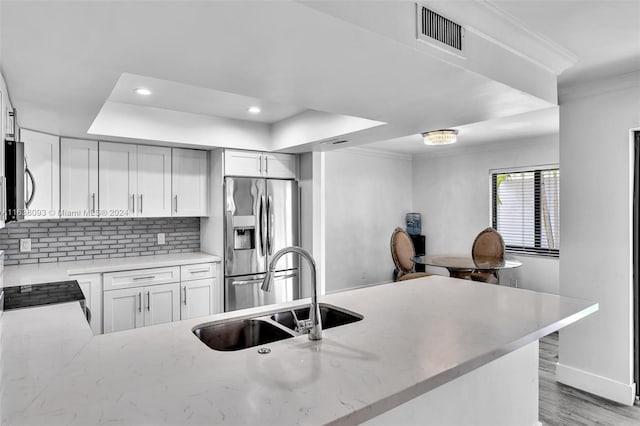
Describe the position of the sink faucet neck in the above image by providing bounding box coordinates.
[261,246,322,341]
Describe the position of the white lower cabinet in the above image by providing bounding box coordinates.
[181,278,213,320]
[73,273,102,335]
[102,262,220,334]
[179,262,222,320]
[104,282,180,333]
[144,283,181,326]
[104,287,144,333]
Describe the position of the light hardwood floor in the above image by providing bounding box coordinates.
[539,332,640,425]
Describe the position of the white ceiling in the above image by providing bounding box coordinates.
[107,73,307,124]
[366,107,559,154]
[358,0,640,154]
[0,1,638,153]
[492,0,640,86]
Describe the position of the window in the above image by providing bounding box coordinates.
[491,166,560,256]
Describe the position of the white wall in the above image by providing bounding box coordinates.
[324,148,413,293]
[298,152,314,298]
[557,72,640,405]
[412,135,560,294]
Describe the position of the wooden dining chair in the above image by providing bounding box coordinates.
[390,227,431,282]
[470,227,505,284]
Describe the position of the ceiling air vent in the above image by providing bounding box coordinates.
[417,4,464,53]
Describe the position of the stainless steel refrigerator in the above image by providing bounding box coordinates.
[224,177,299,311]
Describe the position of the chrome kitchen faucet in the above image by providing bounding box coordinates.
[261,246,322,340]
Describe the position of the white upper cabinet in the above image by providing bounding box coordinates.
[61,139,98,218]
[137,145,172,217]
[224,149,296,179]
[99,142,137,216]
[263,153,297,179]
[99,143,172,217]
[20,129,60,219]
[224,150,263,177]
[172,148,208,217]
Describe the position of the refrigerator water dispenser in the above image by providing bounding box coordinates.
[234,227,255,250]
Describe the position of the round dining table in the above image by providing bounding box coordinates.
[414,255,522,280]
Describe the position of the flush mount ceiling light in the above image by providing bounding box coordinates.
[422,129,458,145]
[133,87,152,96]
[248,106,261,114]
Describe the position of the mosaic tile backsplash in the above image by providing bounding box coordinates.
[0,217,200,266]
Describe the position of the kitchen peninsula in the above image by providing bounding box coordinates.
[1,276,597,425]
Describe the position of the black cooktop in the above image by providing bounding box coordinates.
[2,280,85,311]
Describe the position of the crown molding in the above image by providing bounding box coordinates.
[559,70,640,103]
[431,0,578,75]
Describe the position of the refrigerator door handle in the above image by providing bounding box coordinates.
[267,195,274,255]
[273,271,298,280]
[231,278,266,286]
[259,195,267,256]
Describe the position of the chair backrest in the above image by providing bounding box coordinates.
[472,227,505,261]
[390,227,416,275]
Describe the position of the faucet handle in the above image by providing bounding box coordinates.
[291,310,310,333]
[295,319,314,334]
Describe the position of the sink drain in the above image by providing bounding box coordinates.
[257,347,271,355]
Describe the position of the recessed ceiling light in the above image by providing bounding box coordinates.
[248,106,261,114]
[134,87,152,96]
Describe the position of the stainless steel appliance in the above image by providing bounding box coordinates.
[4,139,35,223]
[224,177,299,311]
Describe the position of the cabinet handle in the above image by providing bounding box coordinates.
[174,195,178,213]
[190,269,210,274]
[131,194,135,214]
[183,286,187,306]
[91,193,96,213]
[147,291,151,311]
[133,276,156,281]
[140,194,143,214]
[264,156,268,175]
[138,292,142,313]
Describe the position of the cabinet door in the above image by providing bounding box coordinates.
[224,150,263,177]
[73,273,102,335]
[60,139,98,217]
[20,129,60,219]
[144,283,180,327]
[103,287,144,333]
[99,142,137,217]
[263,153,297,179]
[172,148,207,217]
[180,278,212,320]
[137,145,171,217]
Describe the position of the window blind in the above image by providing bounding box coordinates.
[491,168,559,256]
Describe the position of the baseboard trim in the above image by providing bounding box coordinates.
[556,362,636,406]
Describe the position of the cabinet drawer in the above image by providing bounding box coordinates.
[181,263,216,281]
[103,266,180,291]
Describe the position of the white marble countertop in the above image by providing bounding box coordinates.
[0,276,597,425]
[0,252,221,288]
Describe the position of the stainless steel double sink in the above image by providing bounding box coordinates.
[193,303,363,351]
